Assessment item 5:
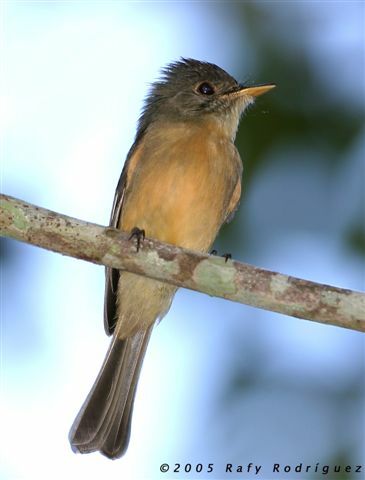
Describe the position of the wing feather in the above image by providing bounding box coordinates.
[103,140,141,335]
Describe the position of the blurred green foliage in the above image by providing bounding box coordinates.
[210,3,364,477]
[218,2,365,262]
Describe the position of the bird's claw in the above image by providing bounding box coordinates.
[129,227,145,252]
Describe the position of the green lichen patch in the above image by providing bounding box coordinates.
[1,201,28,231]
[193,259,236,297]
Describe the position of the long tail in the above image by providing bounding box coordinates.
[69,327,152,459]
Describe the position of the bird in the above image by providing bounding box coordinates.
[69,58,275,459]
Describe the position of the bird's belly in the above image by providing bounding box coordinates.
[120,139,236,252]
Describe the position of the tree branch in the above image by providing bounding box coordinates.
[1,193,364,332]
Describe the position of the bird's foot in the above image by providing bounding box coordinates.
[210,249,232,263]
[129,227,145,252]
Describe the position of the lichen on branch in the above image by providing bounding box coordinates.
[1,193,364,332]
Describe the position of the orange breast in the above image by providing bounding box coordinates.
[120,122,241,252]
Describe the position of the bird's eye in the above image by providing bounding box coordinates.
[197,82,215,95]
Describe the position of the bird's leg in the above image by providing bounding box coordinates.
[129,227,146,252]
[210,249,231,263]
[222,253,232,263]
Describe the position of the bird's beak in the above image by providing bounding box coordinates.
[233,83,276,98]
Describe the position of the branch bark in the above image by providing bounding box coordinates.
[1,193,364,332]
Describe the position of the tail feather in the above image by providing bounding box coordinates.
[69,327,152,459]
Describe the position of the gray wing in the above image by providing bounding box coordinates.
[103,141,139,335]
